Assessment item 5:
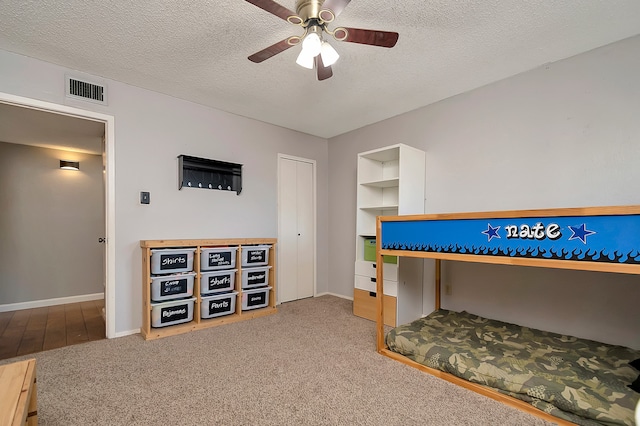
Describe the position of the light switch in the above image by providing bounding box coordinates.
[140,191,150,204]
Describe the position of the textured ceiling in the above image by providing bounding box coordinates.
[1,1,640,139]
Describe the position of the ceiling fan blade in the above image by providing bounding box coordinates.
[340,27,399,48]
[244,0,297,22]
[315,56,333,81]
[248,38,295,63]
[321,0,351,17]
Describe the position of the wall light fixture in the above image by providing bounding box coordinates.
[60,160,80,171]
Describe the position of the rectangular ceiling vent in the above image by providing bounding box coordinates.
[65,75,107,105]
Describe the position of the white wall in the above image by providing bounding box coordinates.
[0,142,104,304]
[0,49,329,334]
[328,35,640,349]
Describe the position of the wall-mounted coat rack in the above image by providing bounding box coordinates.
[178,155,242,195]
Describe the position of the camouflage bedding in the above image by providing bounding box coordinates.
[386,309,640,426]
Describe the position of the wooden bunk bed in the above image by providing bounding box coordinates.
[374,206,640,426]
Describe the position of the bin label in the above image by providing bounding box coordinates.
[208,251,232,267]
[246,249,267,264]
[160,278,188,297]
[247,270,267,286]
[161,304,189,323]
[247,292,267,307]
[207,274,232,291]
[160,253,188,271]
[209,298,232,315]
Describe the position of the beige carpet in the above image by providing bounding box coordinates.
[1,296,556,425]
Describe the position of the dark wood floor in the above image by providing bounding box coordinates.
[0,299,105,361]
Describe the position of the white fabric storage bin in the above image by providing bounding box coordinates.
[150,248,195,274]
[200,269,236,295]
[241,286,272,311]
[200,291,238,319]
[150,272,195,302]
[151,297,195,328]
[241,266,271,289]
[200,247,237,271]
[241,245,271,267]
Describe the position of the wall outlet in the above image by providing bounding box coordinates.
[445,284,452,296]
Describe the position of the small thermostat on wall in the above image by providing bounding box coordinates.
[140,191,150,204]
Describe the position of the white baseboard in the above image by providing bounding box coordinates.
[113,329,140,338]
[316,292,353,301]
[277,292,354,305]
[0,292,104,312]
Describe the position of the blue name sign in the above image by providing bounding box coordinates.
[380,214,640,264]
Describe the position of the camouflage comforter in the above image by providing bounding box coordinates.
[386,309,640,426]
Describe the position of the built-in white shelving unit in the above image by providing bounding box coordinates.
[353,144,425,327]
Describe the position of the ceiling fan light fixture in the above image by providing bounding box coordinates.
[296,49,315,69]
[245,0,399,80]
[301,31,322,57]
[320,41,339,66]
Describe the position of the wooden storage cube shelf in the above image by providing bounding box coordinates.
[142,321,198,340]
[353,288,397,327]
[141,238,277,340]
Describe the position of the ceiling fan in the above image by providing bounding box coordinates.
[245,0,399,81]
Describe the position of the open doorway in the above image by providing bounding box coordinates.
[0,92,116,358]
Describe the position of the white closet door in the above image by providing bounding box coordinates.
[295,160,314,299]
[278,156,315,303]
[279,158,298,303]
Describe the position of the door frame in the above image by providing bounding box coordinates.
[277,154,317,303]
[0,91,116,338]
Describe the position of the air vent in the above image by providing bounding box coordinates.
[65,75,107,105]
